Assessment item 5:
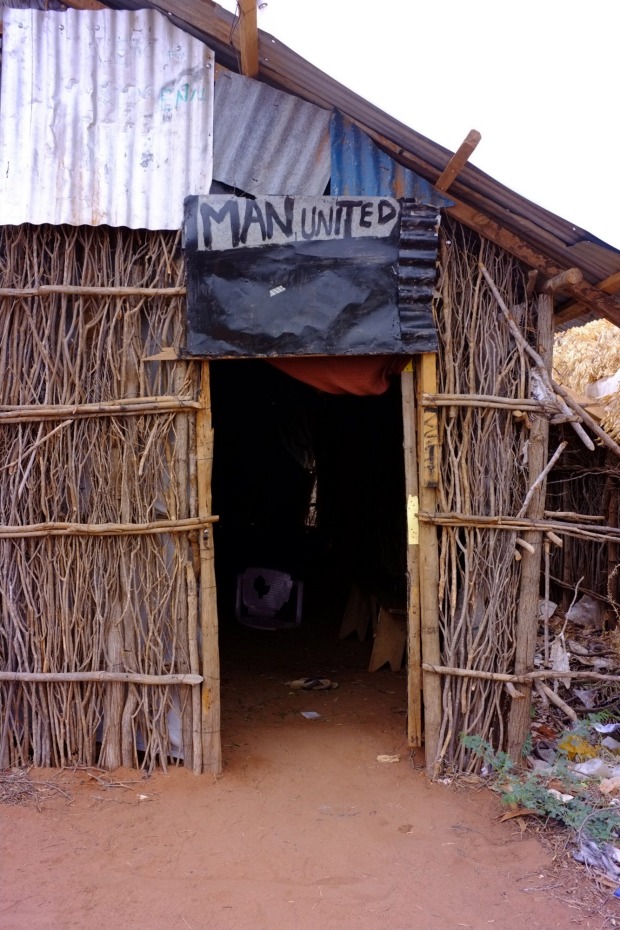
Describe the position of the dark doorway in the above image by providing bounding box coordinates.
[210,358,408,688]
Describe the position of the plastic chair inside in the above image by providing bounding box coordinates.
[235,567,303,630]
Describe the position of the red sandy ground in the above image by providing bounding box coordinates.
[0,624,614,930]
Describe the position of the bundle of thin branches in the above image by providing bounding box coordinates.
[0,224,199,772]
[434,219,532,772]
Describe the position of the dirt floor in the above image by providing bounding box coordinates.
[1,615,618,930]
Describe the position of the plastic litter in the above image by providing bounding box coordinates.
[300,711,321,720]
[573,837,620,883]
[600,777,620,796]
[565,594,603,630]
[376,754,400,763]
[548,788,574,803]
[571,758,612,779]
[558,734,598,760]
[538,599,557,621]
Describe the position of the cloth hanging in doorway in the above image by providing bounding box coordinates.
[268,355,409,396]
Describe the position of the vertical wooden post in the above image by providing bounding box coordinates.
[401,366,422,747]
[417,353,442,776]
[196,361,222,774]
[507,293,554,761]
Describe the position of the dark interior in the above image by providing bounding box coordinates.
[210,358,407,657]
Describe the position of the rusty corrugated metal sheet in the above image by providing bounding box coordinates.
[0,7,214,229]
[330,111,451,207]
[212,69,330,196]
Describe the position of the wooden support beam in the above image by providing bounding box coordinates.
[61,0,106,9]
[416,354,442,777]
[435,129,481,193]
[448,200,620,326]
[401,368,422,748]
[238,0,259,78]
[196,361,222,775]
[555,270,620,325]
[507,292,554,762]
[543,267,583,293]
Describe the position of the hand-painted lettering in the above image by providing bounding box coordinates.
[378,199,397,225]
[199,200,240,249]
[191,195,400,251]
[300,206,317,240]
[265,197,294,239]
[240,199,267,244]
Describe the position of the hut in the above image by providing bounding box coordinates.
[1,0,620,777]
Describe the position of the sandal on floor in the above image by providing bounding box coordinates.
[287,677,339,691]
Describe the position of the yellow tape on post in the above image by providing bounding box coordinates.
[407,494,419,545]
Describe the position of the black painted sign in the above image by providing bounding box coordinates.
[183,195,439,358]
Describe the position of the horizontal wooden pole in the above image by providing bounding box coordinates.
[423,663,620,686]
[0,516,218,538]
[419,511,620,543]
[0,396,200,423]
[421,392,556,411]
[0,671,202,685]
[0,285,186,298]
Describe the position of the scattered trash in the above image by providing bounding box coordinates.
[565,594,603,631]
[600,777,620,796]
[595,723,620,736]
[573,836,620,883]
[558,734,598,760]
[287,678,339,691]
[376,754,400,764]
[602,736,620,753]
[538,599,558,621]
[571,758,612,778]
[549,635,571,685]
[300,711,321,720]
[547,788,574,803]
[532,739,557,764]
[573,688,599,709]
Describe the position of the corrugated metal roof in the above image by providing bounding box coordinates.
[330,111,451,207]
[212,69,330,196]
[0,7,213,229]
[115,0,620,295]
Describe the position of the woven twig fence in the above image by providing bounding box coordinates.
[433,221,534,772]
[0,224,202,772]
[545,445,613,609]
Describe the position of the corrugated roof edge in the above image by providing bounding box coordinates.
[102,1,620,307]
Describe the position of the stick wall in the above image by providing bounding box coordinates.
[0,224,205,771]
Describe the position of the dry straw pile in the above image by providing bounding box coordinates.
[554,319,620,443]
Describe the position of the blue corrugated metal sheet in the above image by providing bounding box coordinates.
[330,111,451,207]
[213,69,330,196]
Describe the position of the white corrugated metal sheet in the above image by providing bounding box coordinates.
[0,8,213,229]
[213,69,330,196]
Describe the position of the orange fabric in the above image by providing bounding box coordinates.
[269,356,409,396]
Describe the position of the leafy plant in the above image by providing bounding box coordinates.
[459,731,620,844]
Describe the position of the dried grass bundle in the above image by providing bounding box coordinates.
[554,319,620,395]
